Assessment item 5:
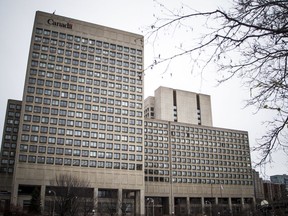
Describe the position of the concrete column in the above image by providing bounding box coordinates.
[215,197,219,205]
[186,197,190,215]
[93,188,98,216]
[11,182,18,206]
[169,195,174,215]
[40,185,46,213]
[201,197,205,215]
[118,188,123,216]
[228,197,232,215]
[136,189,145,215]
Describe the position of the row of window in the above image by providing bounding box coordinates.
[145,176,253,185]
[145,169,251,179]
[147,135,248,147]
[19,143,143,152]
[170,148,249,156]
[5,126,18,134]
[1,159,14,165]
[6,119,19,125]
[23,122,142,135]
[25,104,142,118]
[25,95,142,111]
[31,55,143,71]
[145,163,250,174]
[145,149,249,163]
[146,130,248,146]
[18,154,143,170]
[171,126,248,139]
[0,167,13,174]
[30,61,142,79]
[146,121,248,138]
[28,73,143,92]
[29,68,142,87]
[3,134,18,141]
[28,76,143,97]
[23,113,143,127]
[26,87,142,103]
[1,150,15,157]
[171,134,248,145]
[2,142,17,149]
[147,155,250,168]
[30,56,142,79]
[145,135,249,151]
[20,132,143,143]
[7,111,21,118]
[25,94,142,109]
[32,44,142,63]
[8,103,21,110]
[35,28,143,56]
[19,147,142,161]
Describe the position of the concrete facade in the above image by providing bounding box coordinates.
[144,119,254,215]
[252,170,265,202]
[0,100,21,193]
[10,11,145,215]
[144,87,213,126]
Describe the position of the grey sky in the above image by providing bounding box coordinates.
[0,0,286,178]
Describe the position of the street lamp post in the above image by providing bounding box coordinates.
[49,190,56,216]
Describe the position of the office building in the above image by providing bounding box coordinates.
[143,119,254,215]
[10,11,145,215]
[0,10,255,216]
[0,100,21,175]
[270,174,288,191]
[252,169,265,202]
[263,181,286,202]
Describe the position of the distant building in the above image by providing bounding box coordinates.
[270,174,288,190]
[263,181,285,202]
[252,170,265,202]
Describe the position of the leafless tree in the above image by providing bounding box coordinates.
[47,174,96,216]
[146,0,288,166]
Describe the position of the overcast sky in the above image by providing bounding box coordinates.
[0,0,286,178]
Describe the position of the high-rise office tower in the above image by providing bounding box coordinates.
[11,11,145,215]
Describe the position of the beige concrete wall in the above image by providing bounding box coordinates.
[145,182,254,198]
[13,164,144,190]
[176,90,198,124]
[199,94,213,126]
[155,87,174,122]
[0,174,13,192]
[151,87,213,126]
